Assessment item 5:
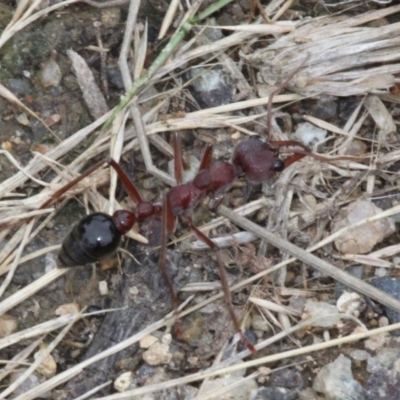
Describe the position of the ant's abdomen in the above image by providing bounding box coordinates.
[58,212,122,267]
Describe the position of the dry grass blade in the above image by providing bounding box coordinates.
[74,381,113,400]
[244,4,400,96]
[158,0,180,40]
[133,21,148,81]
[190,231,256,250]
[337,254,392,268]
[0,269,67,315]
[0,314,80,351]
[205,22,294,33]
[364,95,396,140]
[249,297,301,316]
[67,49,109,119]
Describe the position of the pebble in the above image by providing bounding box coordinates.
[135,363,155,384]
[200,376,257,399]
[378,316,389,327]
[140,335,158,349]
[101,7,121,28]
[0,313,18,337]
[6,78,32,94]
[39,59,62,88]
[366,347,400,373]
[350,349,370,361]
[338,97,360,120]
[302,300,341,328]
[331,200,395,254]
[374,267,388,277]
[55,302,80,316]
[141,176,159,190]
[250,387,297,400]
[364,367,400,400]
[201,18,223,41]
[31,143,53,154]
[1,141,13,151]
[336,291,362,315]
[335,265,364,298]
[16,113,29,126]
[251,314,270,332]
[371,277,400,334]
[364,333,387,351]
[44,253,57,273]
[44,114,61,127]
[107,66,124,89]
[34,347,57,378]
[270,368,304,390]
[313,355,365,400]
[294,122,327,148]
[114,371,135,392]
[310,95,337,120]
[142,341,172,366]
[99,280,108,295]
[298,387,319,400]
[345,140,368,156]
[185,66,233,109]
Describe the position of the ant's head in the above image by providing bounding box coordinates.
[113,210,136,234]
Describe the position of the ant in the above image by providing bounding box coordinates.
[42,125,347,355]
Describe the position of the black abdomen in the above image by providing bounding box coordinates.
[58,212,122,267]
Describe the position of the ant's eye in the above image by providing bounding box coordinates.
[272,159,285,172]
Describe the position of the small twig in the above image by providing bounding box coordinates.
[95,28,109,95]
[158,0,181,40]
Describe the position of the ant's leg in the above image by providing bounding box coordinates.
[173,132,213,178]
[40,160,107,209]
[283,153,307,168]
[269,140,311,153]
[105,158,143,204]
[198,144,213,172]
[188,220,257,354]
[41,158,144,210]
[159,196,179,309]
[173,132,184,185]
[267,58,307,139]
